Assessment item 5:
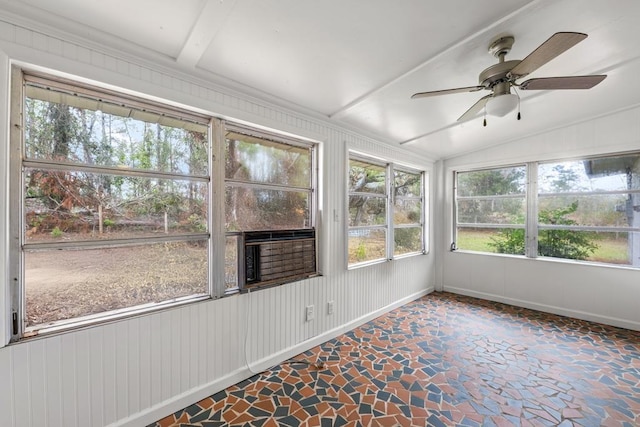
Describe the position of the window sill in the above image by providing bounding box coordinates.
[15,294,212,343]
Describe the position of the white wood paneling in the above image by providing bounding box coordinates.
[0,16,434,427]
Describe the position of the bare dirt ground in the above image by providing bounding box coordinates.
[25,241,208,327]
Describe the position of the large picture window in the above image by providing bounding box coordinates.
[11,69,212,339]
[455,166,527,253]
[454,153,640,267]
[538,154,640,264]
[348,153,426,267]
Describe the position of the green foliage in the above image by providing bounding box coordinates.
[457,168,525,197]
[355,241,367,262]
[51,226,63,238]
[489,228,525,255]
[103,218,115,227]
[489,202,598,260]
[187,214,207,232]
[537,202,598,259]
[394,228,422,254]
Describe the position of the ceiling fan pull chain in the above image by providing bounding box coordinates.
[514,86,521,120]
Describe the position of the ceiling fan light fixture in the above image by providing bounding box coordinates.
[485,93,518,117]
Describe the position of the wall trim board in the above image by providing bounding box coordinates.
[443,286,640,332]
[111,287,434,427]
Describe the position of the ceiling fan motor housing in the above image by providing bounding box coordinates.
[479,60,521,88]
[480,36,520,89]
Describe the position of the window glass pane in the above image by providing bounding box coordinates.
[348,229,386,264]
[538,195,631,228]
[25,168,208,241]
[539,155,640,193]
[394,199,421,225]
[225,132,311,188]
[349,160,386,194]
[225,186,310,231]
[457,228,498,252]
[24,91,208,175]
[225,234,239,290]
[457,166,525,197]
[394,170,421,197]
[457,198,525,225]
[348,195,386,227]
[25,241,208,327]
[457,227,526,255]
[537,230,635,264]
[394,227,422,256]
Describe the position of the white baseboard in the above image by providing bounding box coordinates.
[443,286,640,331]
[110,287,434,427]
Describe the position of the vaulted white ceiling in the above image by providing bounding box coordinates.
[2,0,640,160]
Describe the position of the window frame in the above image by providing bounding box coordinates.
[453,164,528,254]
[347,151,427,268]
[392,166,427,259]
[9,67,215,341]
[223,123,318,292]
[453,152,640,268]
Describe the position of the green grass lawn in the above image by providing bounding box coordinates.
[456,229,499,253]
[456,229,629,264]
[589,235,629,264]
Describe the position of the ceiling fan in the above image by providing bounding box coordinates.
[411,32,607,123]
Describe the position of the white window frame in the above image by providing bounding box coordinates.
[453,164,528,254]
[392,165,427,259]
[222,123,318,292]
[9,67,215,341]
[453,152,640,268]
[347,151,426,268]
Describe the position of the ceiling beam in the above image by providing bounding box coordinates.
[176,0,238,68]
[329,0,543,120]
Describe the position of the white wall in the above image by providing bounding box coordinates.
[0,18,435,427]
[440,105,640,331]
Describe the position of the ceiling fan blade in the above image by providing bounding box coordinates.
[519,75,607,90]
[509,32,587,78]
[411,85,484,99]
[457,94,492,122]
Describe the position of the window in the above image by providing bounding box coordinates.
[10,69,212,339]
[224,127,314,231]
[393,168,426,257]
[348,153,426,267]
[538,154,640,265]
[455,166,526,253]
[224,125,317,290]
[453,153,640,267]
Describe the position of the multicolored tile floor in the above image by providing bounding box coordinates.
[152,292,640,427]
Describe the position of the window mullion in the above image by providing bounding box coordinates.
[526,163,538,258]
[387,164,394,260]
[9,66,24,342]
[211,118,226,298]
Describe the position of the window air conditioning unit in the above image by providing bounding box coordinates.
[240,229,316,290]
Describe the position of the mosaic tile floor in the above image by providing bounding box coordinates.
[152,292,640,427]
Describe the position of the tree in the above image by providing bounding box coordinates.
[349,163,386,226]
[457,168,525,226]
[489,201,598,260]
